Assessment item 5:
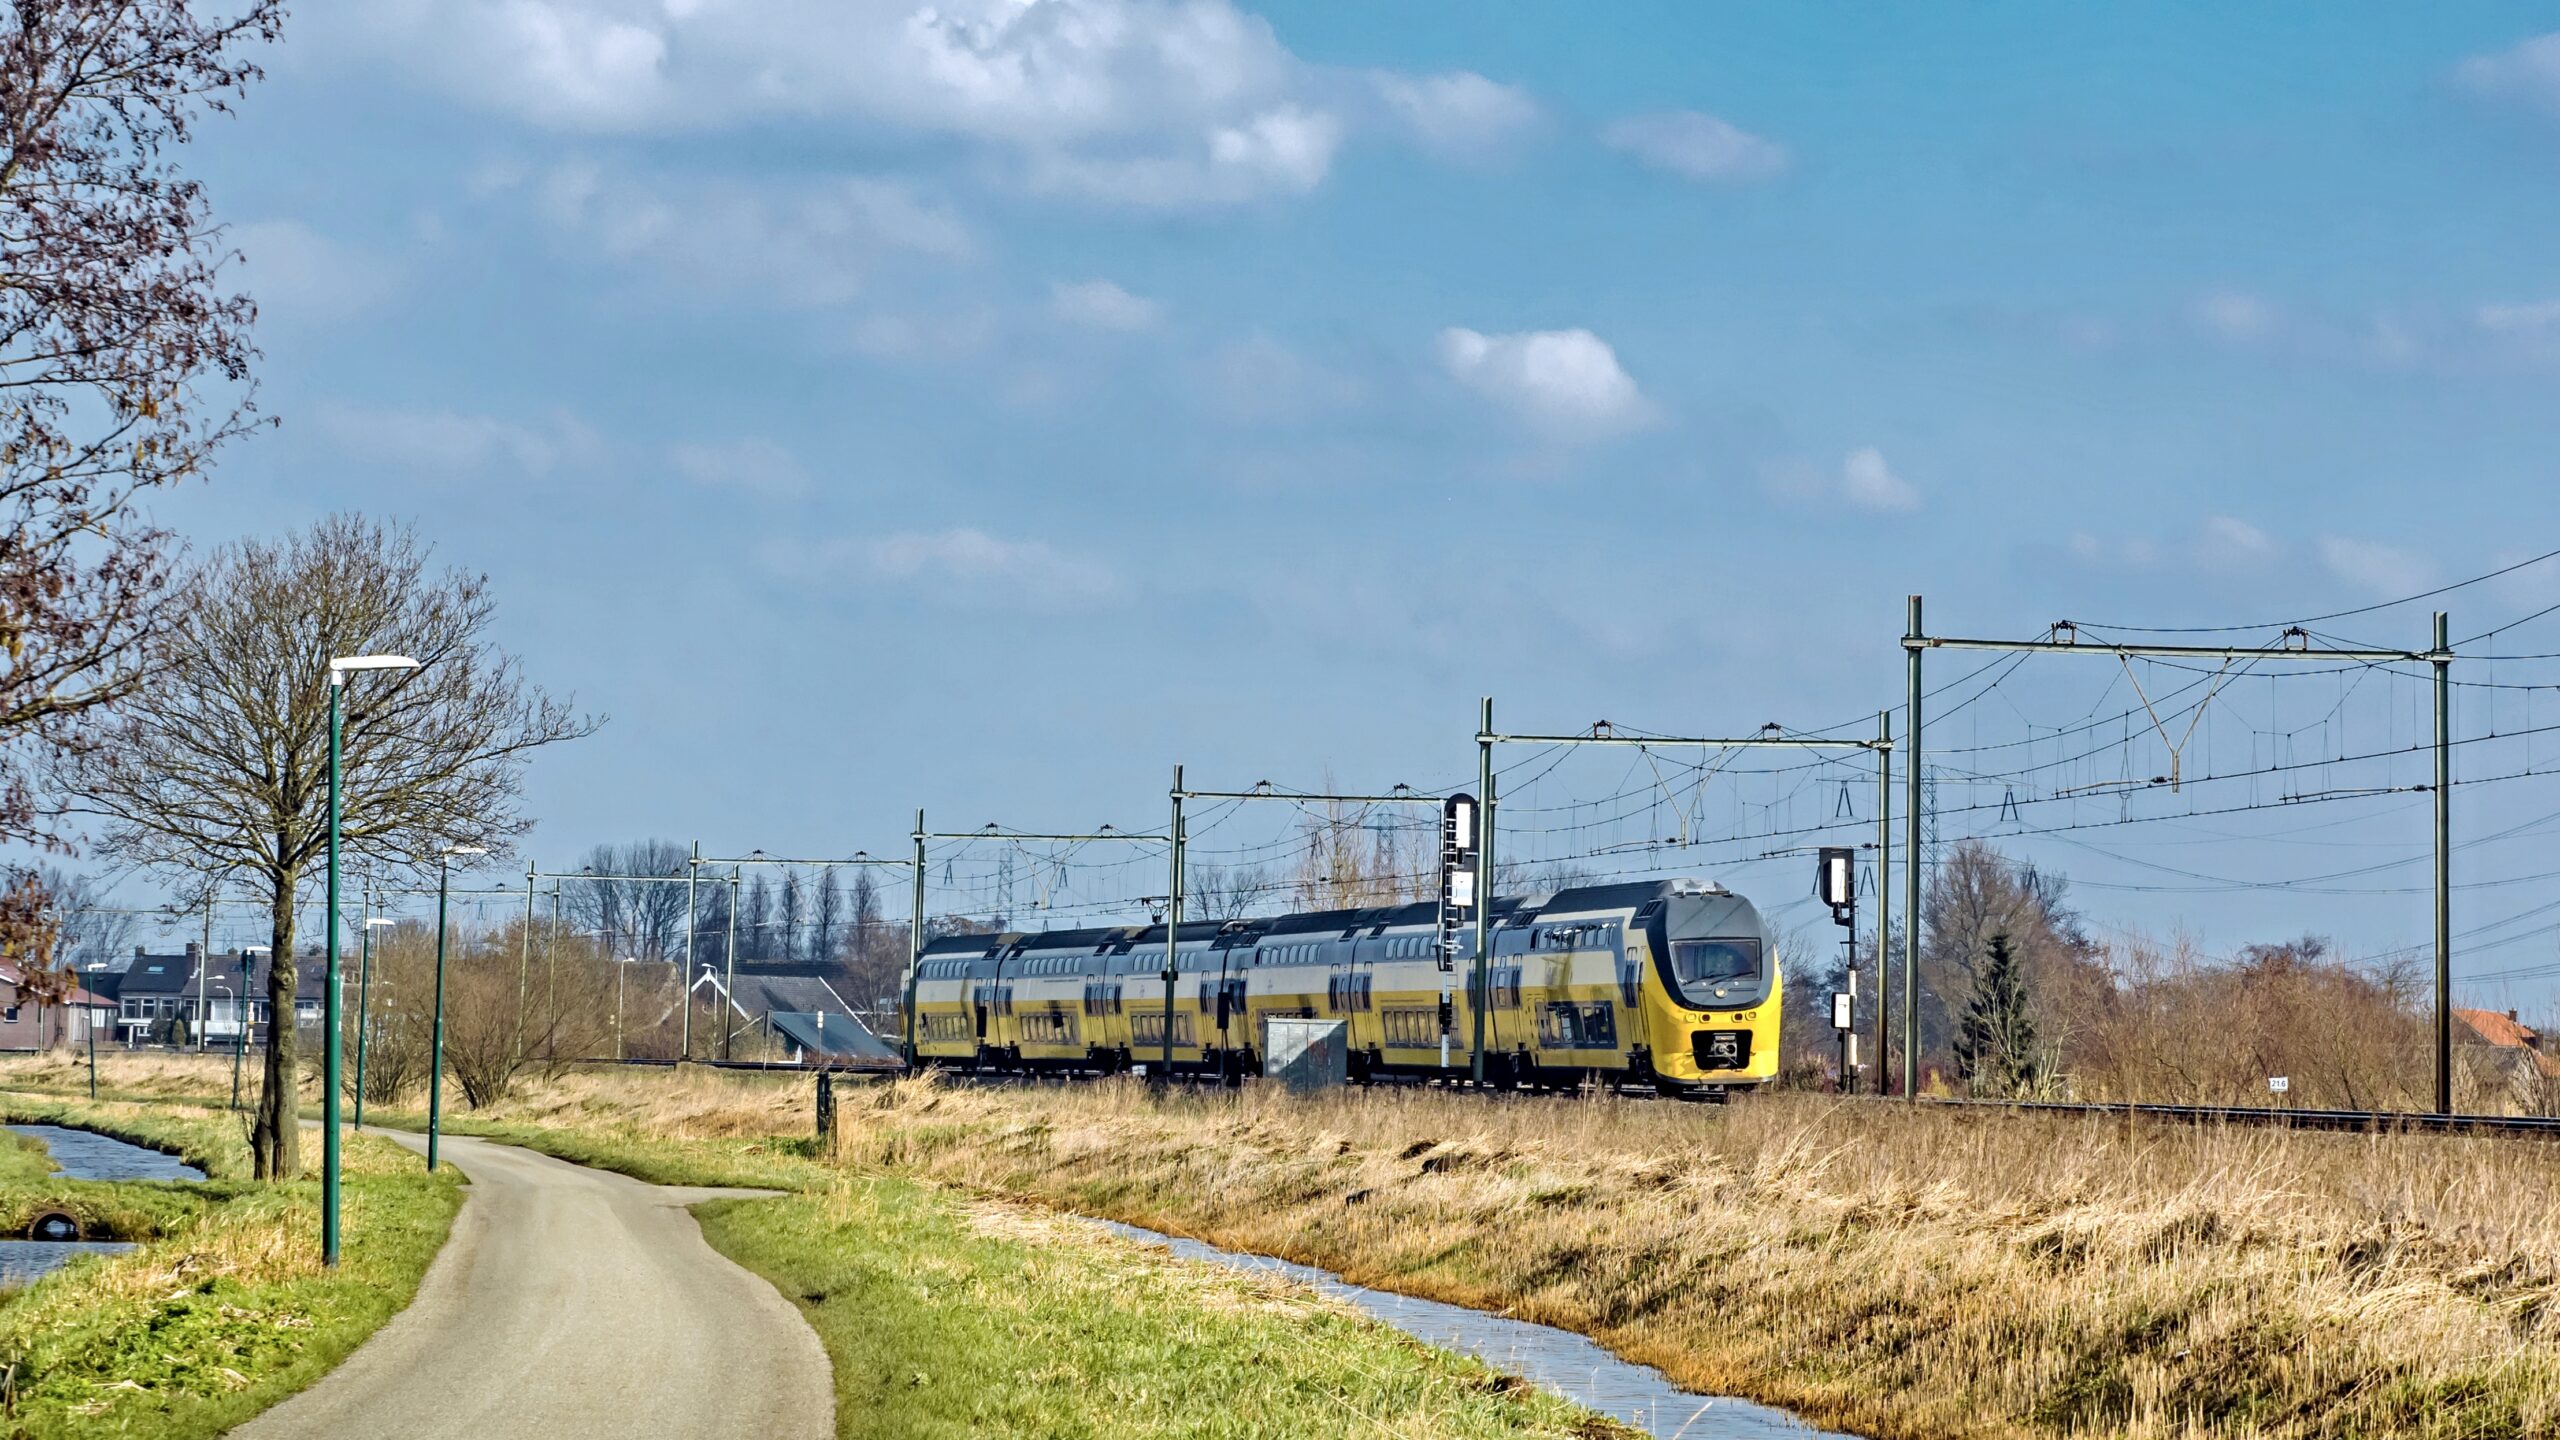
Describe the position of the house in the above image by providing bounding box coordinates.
[2455,1007,2560,1111]
[0,961,114,1050]
[112,946,329,1048]
[691,965,897,1067]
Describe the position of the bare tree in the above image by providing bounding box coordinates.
[40,867,139,971]
[1289,795,1426,911]
[0,2,282,970]
[811,867,842,964]
[742,873,771,960]
[563,839,688,961]
[59,515,597,1178]
[776,870,804,962]
[1186,861,1273,921]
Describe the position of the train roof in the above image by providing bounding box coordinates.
[970,878,1741,955]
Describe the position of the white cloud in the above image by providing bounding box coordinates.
[1840,447,1919,512]
[1601,110,1788,183]
[763,527,1120,607]
[533,163,973,307]
[1370,70,1538,159]
[315,403,604,477]
[2318,535,2433,601]
[2195,290,2280,342]
[1436,326,1649,437]
[670,437,811,498]
[232,219,398,326]
[2197,515,2275,567]
[1049,278,1162,331]
[2477,299,2560,333]
[2458,32,2560,120]
[326,1,1499,209]
[1026,103,1342,207]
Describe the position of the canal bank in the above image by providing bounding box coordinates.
[0,1093,461,1439]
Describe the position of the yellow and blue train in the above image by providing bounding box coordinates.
[908,877,1779,1096]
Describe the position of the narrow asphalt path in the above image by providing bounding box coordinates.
[237,1131,833,1440]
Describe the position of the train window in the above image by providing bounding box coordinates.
[1665,939,1762,1006]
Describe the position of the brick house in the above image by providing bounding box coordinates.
[0,960,114,1051]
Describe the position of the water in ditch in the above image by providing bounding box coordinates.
[0,1238,136,1287]
[7,1123,205,1182]
[1095,1220,1867,1440]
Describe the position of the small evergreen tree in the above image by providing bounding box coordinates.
[1955,932,2040,1096]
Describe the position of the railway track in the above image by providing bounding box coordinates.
[572,1056,2560,1137]
[1929,1096,2560,1138]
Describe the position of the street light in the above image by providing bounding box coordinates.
[324,653,420,1268]
[85,961,109,1101]
[210,980,232,1098]
[614,956,637,1060]
[429,844,487,1174]
[234,945,267,1114]
[354,916,396,1131]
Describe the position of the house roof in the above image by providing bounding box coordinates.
[2457,1007,2543,1050]
[729,972,850,1018]
[768,1010,899,1064]
[2456,1007,2560,1079]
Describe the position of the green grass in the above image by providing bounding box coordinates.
[0,1097,461,1440]
[323,1100,1632,1439]
[0,1066,1631,1438]
[697,1173,1628,1440]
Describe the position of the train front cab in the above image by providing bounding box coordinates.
[1633,886,1781,1097]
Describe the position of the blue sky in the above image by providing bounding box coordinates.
[116,3,2560,996]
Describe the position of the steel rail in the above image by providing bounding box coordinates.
[1928,1096,2560,1138]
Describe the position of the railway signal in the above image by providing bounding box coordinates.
[1819,846,1860,1092]
[1438,793,1478,973]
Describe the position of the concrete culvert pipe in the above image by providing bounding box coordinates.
[29,1211,79,1242]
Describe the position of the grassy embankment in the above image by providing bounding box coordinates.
[0,1093,460,1440]
[0,1055,1629,1440]
[94,1053,2560,1440]
[37,1053,2560,1437]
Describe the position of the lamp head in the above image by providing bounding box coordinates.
[328,654,422,687]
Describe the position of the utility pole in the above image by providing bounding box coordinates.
[2435,610,2453,1115]
[517,862,534,1060]
[197,894,213,1052]
[1473,698,1494,1085]
[1900,599,2454,1113]
[1875,710,1892,1096]
[683,841,699,1062]
[723,870,740,1059]
[1163,766,1184,1081]
[906,811,925,1066]
[1904,596,1923,1103]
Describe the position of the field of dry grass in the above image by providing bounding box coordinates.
[18,1053,2560,1438]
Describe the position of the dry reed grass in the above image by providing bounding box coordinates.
[818,1078,2560,1440]
[27,1054,2560,1437]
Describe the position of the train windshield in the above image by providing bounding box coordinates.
[1666,939,1762,1005]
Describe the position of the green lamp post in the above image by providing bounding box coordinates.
[324,654,420,1268]
[428,844,487,1173]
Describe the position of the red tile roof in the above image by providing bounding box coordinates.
[2457,1007,2543,1050]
